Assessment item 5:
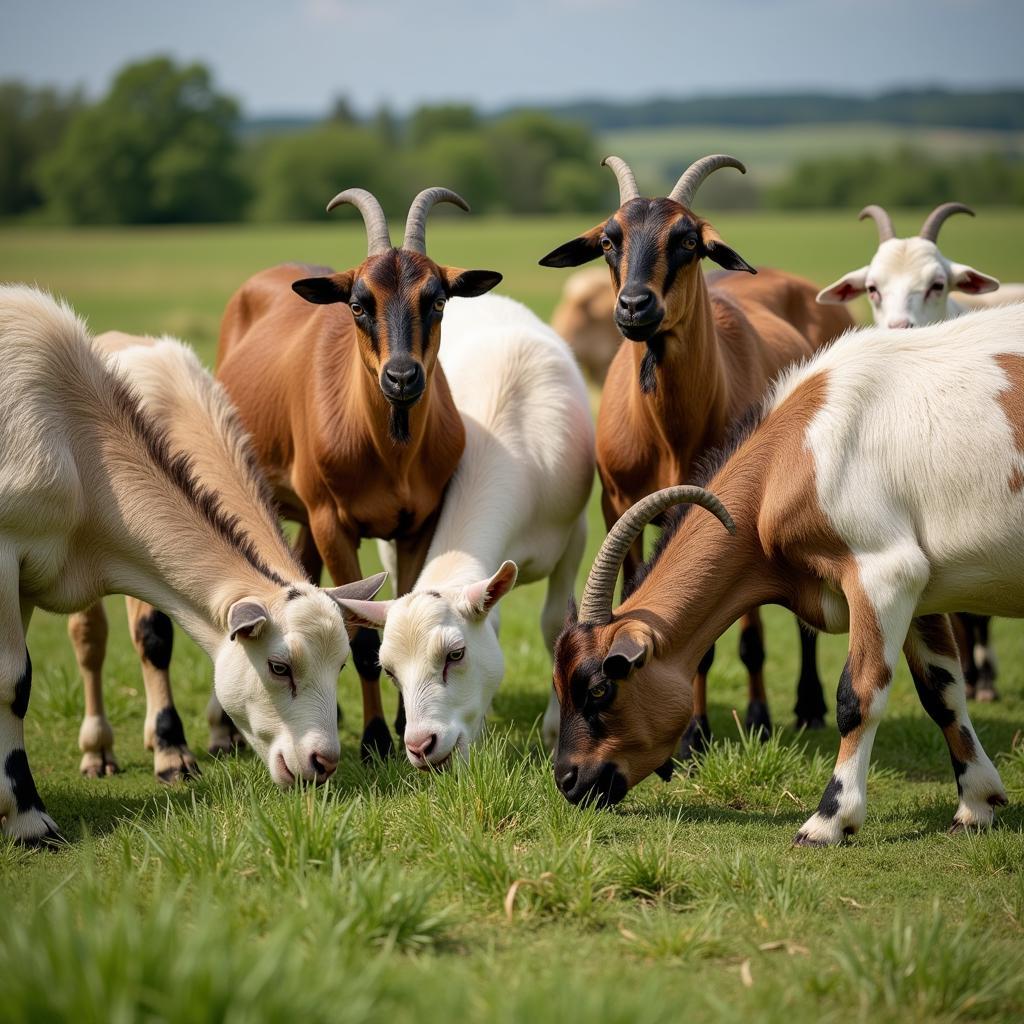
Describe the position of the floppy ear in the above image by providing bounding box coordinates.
[539,224,606,268]
[228,599,269,641]
[459,560,518,621]
[292,271,354,305]
[950,262,1000,295]
[601,630,650,680]
[334,598,393,631]
[817,267,869,304]
[700,223,756,275]
[444,268,503,298]
[326,571,388,604]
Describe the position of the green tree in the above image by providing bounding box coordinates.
[0,82,82,218]
[39,57,246,223]
[408,104,477,147]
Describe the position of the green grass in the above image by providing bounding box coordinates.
[602,122,1024,189]
[1,217,1024,1022]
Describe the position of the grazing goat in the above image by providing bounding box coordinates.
[550,266,621,383]
[0,286,384,843]
[540,154,853,756]
[336,294,594,767]
[551,304,1023,844]
[819,202,1021,700]
[217,188,501,760]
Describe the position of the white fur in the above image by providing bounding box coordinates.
[0,286,366,839]
[353,294,594,767]
[818,235,1002,328]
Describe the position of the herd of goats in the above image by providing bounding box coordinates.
[1,152,1022,849]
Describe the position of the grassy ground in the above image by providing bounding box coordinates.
[1,216,1024,1023]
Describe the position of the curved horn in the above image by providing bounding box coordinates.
[326,188,392,256]
[403,187,470,254]
[578,485,736,626]
[858,204,895,243]
[601,155,640,205]
[669,154,746,208]
[918,202,975,243]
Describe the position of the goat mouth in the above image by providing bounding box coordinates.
[382,390,423,409]
[275,752,296,787]
[616,318,662,342]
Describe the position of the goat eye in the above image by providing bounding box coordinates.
[350,302,364,317]
[268,660,291,678]
[433,297,446,313]
[447,648,465,663]
[683,236,698,250]
[600,237,613,252]
[928,281,945,294]
[589,681,609,701]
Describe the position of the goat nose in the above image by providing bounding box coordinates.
[310,751,338,780]
[557,763,578,795]
[406,733,437,760]
[385,364,417,387]
[617,291,655,317]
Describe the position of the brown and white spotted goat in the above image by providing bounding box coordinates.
[0,287,385,843]
[540,154,853,756]
[217,188,501,760]
[551,303,1020,844]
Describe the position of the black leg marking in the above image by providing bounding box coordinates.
[351,627,382,682]
[816,775,842,818]
[738,625,765,674]
[912,665,956,730]
[697,645,715,676]
[361,717,394,762]
[154,707,187,750]
[794,625,827,728]
[11,649,31,720]
[135,611,173,670]
[677,713,712,761]
[835,659,862,737]
[5,749,45,813]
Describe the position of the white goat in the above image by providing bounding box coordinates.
[0,287,383,842]
[817,203,1002,328]
[338,293,594,767]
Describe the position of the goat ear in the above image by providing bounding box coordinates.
[539,225,605,268]
[444,268,503,298]
[333,598,392,631]
[817,268,869,304]
[460,560,518,621]
[292,271,354,305]
[700,223,755,275]
[228,599,269,641]
[601,630,650,680]
[326,571,388,604]
[950,262,1000,295]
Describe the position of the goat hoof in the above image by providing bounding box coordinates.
[79,750,120,778]
[360,717,395,762]
[677,715,712,761]
[792,831,830,848]
[745,700,772,740]
[155,750,201,785]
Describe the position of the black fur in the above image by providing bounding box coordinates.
[11,649,31,720]
[816,775,842,819]
[639,339,663,394]
[135,611,173,670]
[738,624,765,675]
[835,659,862,736]
[794,625,827,726]
[351,627,381,681]
[912,665,956,730]
[5,749,45,814]
[697,645,715,675]
[154,707,188,751]
[389,407,411,445]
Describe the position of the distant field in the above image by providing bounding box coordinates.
[1,217,1023,1022]
[603,121,1024,191]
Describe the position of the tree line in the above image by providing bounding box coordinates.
[1,58,1021,224]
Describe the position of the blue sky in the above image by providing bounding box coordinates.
[3,0,1022,115]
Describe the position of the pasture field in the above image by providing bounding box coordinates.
[1,216,1023,1023]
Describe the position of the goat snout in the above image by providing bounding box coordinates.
[555,759,628,808]
[310,750,338,782]
[381,361,424,405]
[405,732,437,760]
[617,290,657,321]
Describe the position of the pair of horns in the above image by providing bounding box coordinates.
[859,202,975,244]
[578,486,736,626]
[325,186,470,256]
[602,153,747,210]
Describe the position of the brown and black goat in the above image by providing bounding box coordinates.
[217,188,501,758]
[539,155,853,756]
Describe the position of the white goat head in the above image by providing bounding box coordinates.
[337,562,518,770]
[817,203,1000,328]
[214,573,386,787]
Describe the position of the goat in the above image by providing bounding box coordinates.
[819,202,1020,700]
[550,266,621,383]
[550,303,1023,844]
[335,293,594,767]
[217,188,502,760]
[539,154,854,757]
[0,286,385,843]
